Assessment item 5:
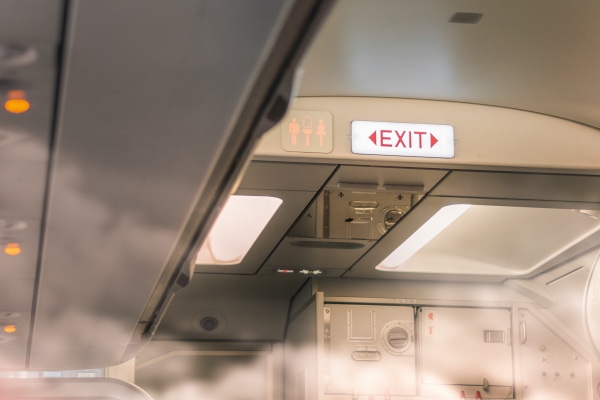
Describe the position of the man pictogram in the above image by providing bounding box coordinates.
[288,117,300,145]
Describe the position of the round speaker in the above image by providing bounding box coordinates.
[191,310,227,335]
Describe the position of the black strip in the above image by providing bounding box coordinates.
[26,0,71,369]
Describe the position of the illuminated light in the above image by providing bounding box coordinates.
[196,196,282,265]
[4,89,30,114]
[4,242,21,256]
[376,204,471,270]
[3,325,16,334]
[5,98,30,113]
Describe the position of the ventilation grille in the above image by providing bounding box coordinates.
[449,12,483,24]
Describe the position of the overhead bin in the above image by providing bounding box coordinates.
[1,0,335,370]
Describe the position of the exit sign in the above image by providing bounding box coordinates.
[351,121,454,158]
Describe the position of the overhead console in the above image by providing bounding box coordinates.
[230,96,600,281]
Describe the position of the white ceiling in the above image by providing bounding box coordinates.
[299,0,600,129]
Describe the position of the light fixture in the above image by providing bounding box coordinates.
[4,90,30,114]
[196,195,282,265]
[3,325,16,334]
[376,204,471,270]
[4,242,21,256]
[377,205,600,275]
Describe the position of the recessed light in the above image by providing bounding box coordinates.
[196,195,282,265]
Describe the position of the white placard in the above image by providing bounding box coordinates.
[352,121,454,158]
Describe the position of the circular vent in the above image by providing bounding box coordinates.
[381,321,413,355]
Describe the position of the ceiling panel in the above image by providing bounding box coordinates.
[299,0,600,128]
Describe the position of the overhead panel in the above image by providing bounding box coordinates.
[0,0,63,370]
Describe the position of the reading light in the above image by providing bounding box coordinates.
[3,325,16,334]
[196,195,282,265]
[4,242,21,256]
[4,90,30,114]
[377,204,471,270]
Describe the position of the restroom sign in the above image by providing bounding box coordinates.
[281,110,333,153]
[351,121,454,158]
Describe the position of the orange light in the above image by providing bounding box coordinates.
[5,99,30,114]
[3,325,16,334]
[4,243,21,256]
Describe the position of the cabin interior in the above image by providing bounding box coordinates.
[1,1,600,400]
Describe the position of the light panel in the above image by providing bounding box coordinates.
[377,204,470,270]
[196,195,282,265]
[377,205,600,275]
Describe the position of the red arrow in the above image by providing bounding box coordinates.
[430,133,438,148]
[369,131,377,145]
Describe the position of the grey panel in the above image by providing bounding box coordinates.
[155,274,307,341]
[239,162,336,191]
[431,171,600,202]
[0,0,62,370]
